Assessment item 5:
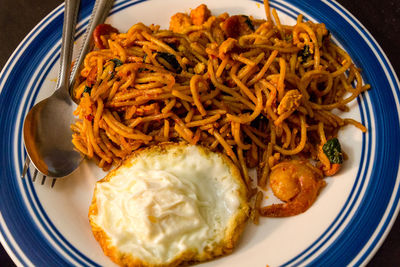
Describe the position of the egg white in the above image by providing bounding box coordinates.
[89,144,249,266]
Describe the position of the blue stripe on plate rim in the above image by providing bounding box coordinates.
[18,2,367,266]
[16,0,371,263]
[0,1,384,266]
[278,1,400,266]
[17,1,152,266]
[317,1,400,265]
[0,1,382,266]
[0,3,96,266]
[0,4,66,266]
[0,1,398,264]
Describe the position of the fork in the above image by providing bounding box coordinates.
[21,0,115,187]
[22,157,54,187]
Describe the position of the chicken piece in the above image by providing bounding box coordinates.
[221,15,254,38]
[218,38,237,58]
[169,13,192,34]
[194,62,206,74]
[190,4,211,25]
[277,89,302,115]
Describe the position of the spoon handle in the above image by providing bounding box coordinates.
[57,0,81,89]
[69,0,114,97]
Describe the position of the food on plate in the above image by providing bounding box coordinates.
[88,143,249,266]
[72,0,370,218]
[260,160,326,217]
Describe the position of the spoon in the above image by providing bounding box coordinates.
[23,0,114,178]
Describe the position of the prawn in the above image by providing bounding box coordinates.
[260,160,325,217]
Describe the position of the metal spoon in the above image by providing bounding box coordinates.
[23,0,114,178]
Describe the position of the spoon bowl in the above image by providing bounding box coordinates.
[23,89,82,177]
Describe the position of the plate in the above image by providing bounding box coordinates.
[0,0,399,266]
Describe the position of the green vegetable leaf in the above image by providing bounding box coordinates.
[298,45,310,63]
[109,58,123,67]
[242,15,255,31]
[109,72,115,80]
[107,59,124,80]
[156,52,182,73]
[83,86,92,94]
[322,138,343,164]
[284,34,293,42]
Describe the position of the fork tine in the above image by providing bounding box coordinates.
[23,157,56,188]
[32,169,38,182]
[51,178,57,188]
[41,175,47,185]
[21,157,30,178]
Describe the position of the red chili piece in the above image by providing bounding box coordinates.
[85,114,94,122]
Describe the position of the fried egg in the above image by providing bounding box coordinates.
[88,143,249,266]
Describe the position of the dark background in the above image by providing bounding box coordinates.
[0,0,399,266]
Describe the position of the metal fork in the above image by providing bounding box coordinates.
[21,0,114,187]
[22,157,55,187]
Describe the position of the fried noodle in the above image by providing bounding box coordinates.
[72,1,369,193]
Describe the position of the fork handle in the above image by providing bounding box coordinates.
[57,0,81,89]
[69,0,114,97]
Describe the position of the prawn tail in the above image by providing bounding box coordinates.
[259,203,292,217]
[260,200,314,217]
[259,201,309,217]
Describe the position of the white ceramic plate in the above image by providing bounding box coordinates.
[1,0,400,266]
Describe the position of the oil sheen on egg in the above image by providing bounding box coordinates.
[89,143,249,266]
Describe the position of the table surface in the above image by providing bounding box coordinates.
[1,0,399,266]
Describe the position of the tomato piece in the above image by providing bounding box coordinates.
[221,15,253,38]
[85,114,94,122]
[93,24,119,49]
